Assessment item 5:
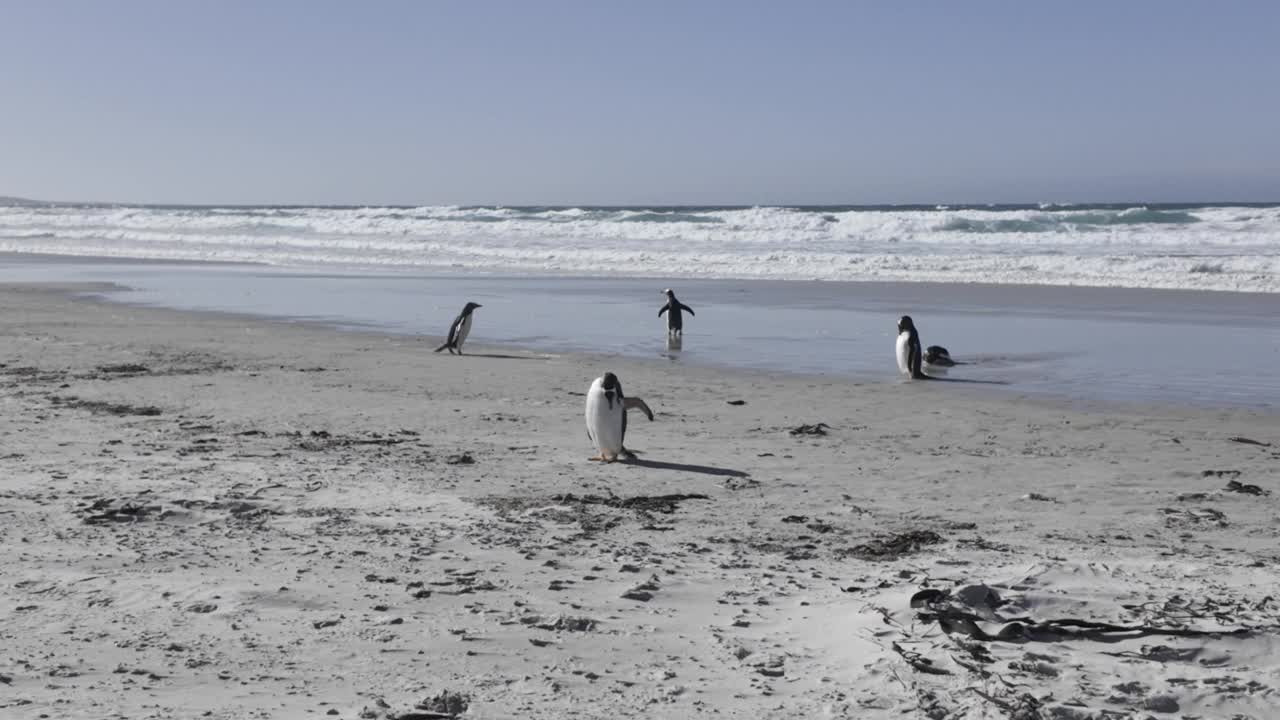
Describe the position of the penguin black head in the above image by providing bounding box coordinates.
[898,315,915,333]
[662,288,674,297]
[462,301,482,314]
[600,372,622,408]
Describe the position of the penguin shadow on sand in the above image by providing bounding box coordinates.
[454,352,543,361]
[895,315,1008,386]
[623,457,749,478]
[583,371,748,478]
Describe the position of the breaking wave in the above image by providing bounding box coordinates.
[1,202,1277,292]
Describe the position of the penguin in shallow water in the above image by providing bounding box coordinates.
[434,302,481,354]
[584,372,655,462]
[659,289,695,336]
[924,345,957,367]
[895,315,933,380]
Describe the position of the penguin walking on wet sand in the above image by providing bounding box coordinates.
[584,372,655,462]
[659,288,694,336]
[895,315,934,380]
[434,302,482,354]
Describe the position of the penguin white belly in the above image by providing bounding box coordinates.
[895,332,911,376]
[455,315,472,350]
[584,379,625,458]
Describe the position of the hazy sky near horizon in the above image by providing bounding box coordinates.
[2,1,1278,205]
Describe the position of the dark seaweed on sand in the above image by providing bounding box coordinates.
[844,530,943,560]
[789,423,831,436]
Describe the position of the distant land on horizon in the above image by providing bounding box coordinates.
[0,195,49,206]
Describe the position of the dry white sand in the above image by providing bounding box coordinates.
[2,283,1278,719]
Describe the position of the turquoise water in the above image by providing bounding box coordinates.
[3,255,1278,411]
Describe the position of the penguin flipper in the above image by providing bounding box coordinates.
[433,343,450,353]
[623,397,655,421]
[681,303,694,316]
[907,333,926,377]
[658,306,668,317]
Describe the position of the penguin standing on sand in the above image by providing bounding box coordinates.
[659,289,694,336]
[895,315,933,380]
[584,372,655,462]
[434,302,482,354]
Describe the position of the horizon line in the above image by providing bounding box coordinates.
[5,195,1280,210]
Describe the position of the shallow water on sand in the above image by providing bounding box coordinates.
[3,256,1278,411]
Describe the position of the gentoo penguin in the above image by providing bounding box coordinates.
[584,372,655,462]
[895,315,933,380]
[434,302,482,354]
[658,289,695,336]
[924,345,957,367]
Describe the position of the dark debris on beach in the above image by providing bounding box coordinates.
[1225,479,1268,496]
[51,396,162,416]
[95,363,150,375]
[78,496,165,524]
[551,492,710,515]
[844,530,944,560]
[789,423,832,436]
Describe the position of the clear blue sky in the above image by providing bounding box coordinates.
[2,1,1278,205]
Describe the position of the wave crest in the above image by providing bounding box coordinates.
[0,203,1276,292]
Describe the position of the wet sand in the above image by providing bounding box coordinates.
[2,282,1278,719]
[5,255,1280,410]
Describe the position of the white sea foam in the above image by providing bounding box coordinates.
[1,204,1277,292]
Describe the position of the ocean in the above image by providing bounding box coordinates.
[2,202,1278,292]
[2,201,1278,411]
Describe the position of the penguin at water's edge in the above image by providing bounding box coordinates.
[659,289,694,336]
[924,345,959,367]
[434,302,482,354]
[895,315,934,380]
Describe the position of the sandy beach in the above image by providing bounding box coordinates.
[2,282,1278,719]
